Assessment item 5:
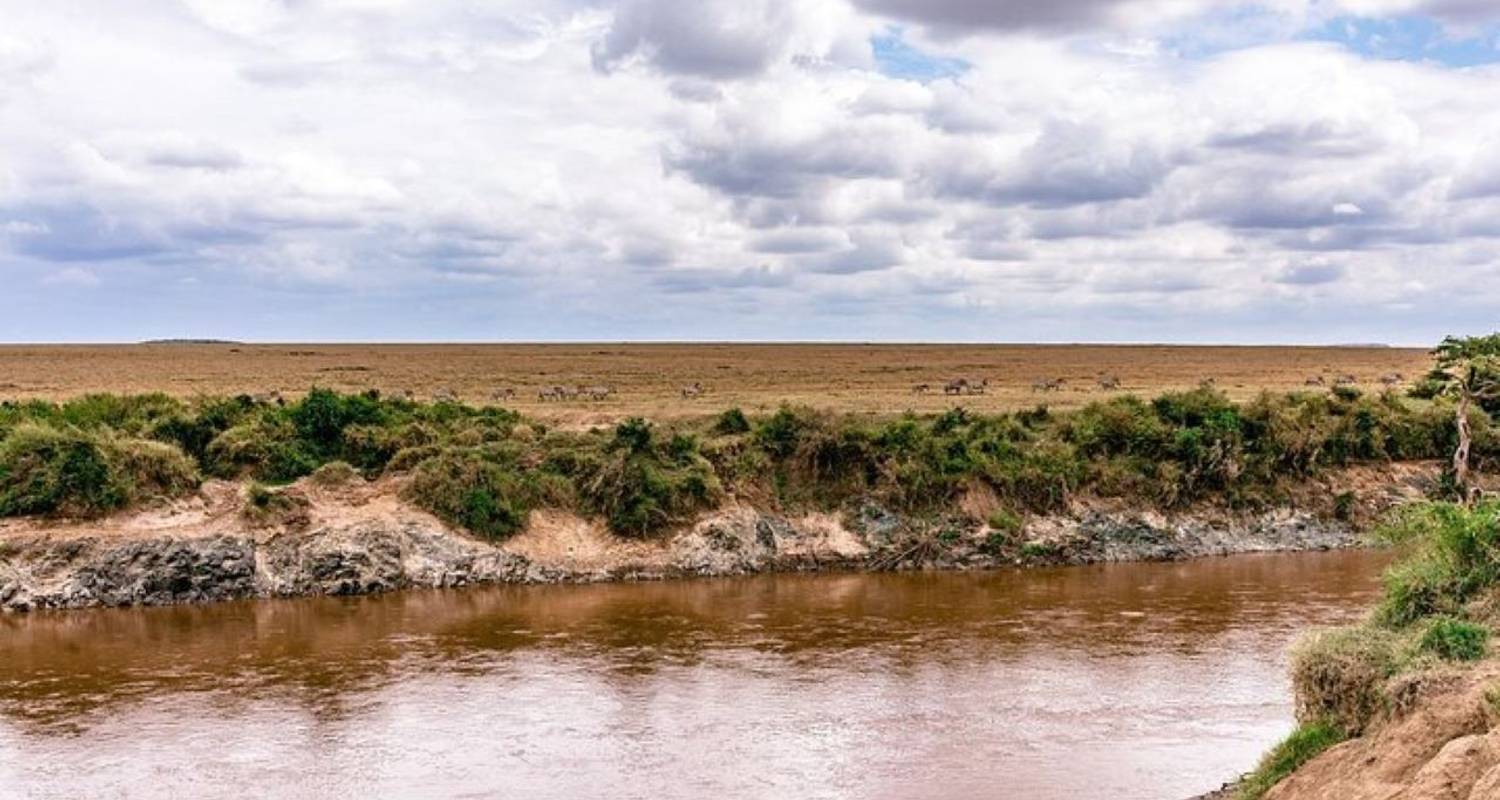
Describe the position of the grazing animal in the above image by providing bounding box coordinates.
[491,388,517,402]
[432,388,459,403]
[943,379,968,396]
[1333,374,1358,387]
[1031,378,1065,393]
[583,385,613,401]
[964,378,990,396]
[1096,374,1121,391]
[912,383,931,395]
[537,387,559,402]
[1304,376,1326,387]
[1379,373,1404,388]
[681,382,705,400]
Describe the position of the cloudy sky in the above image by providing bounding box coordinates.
[3,1,1500,343]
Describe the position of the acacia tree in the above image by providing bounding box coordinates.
[1432,334,1500,501]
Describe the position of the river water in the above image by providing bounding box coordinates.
[0,551,1388,800]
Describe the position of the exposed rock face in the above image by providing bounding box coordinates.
[2,535,258,611]
[0,489,1367,613]
[5,463,1421,615]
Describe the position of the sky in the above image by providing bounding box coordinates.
[3,1,1500,344]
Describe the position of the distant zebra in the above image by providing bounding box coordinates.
[1304,375,1326,387]
[432,388,459,403]
[943,379,969,396]
[1379,373,1404,388]
[537,386,565,402]
[582,385,614,401]
[1333,374,1359,387]
[1032,378,1065,393]
[490,388,517,403]
[911,383,932,395]
[1096,374,1121,391]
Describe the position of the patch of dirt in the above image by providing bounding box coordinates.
[503,509,668,572]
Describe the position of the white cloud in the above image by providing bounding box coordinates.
[1,0,1498,343]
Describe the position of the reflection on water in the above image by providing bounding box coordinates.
[0,551,1388,800]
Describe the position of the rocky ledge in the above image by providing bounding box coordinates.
[0,468,1398,613]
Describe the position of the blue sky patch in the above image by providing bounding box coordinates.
[871,28,968,82]
[1304,15,1500,67]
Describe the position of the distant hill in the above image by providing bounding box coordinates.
[139,339,243,345]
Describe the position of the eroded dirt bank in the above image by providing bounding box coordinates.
[1265,660,1500,800]
[0,463,1439,613]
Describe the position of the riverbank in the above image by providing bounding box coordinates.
[1218,500,1500,800]
[0,462,1439,613]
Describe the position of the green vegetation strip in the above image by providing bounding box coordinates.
[2,383,1496,540]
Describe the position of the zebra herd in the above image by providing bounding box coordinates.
[912,374,1120,395]
[536,385,614,402]
[1305,373,1405,389]
[410,383,713,404]
[909,378,992,396]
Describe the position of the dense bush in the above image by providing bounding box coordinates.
[404,451,534,541]
[0,422,198,517]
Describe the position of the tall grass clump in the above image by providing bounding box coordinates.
[1376,500,1500,626]
[0,422,199,517]
[1289,627,1399,735]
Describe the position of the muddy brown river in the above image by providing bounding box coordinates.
[0,551,1388,800]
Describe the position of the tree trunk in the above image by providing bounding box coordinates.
[1454,389,1472,503]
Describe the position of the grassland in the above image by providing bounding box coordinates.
[0,344,1432,422]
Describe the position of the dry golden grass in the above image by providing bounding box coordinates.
[0,343,1432,423]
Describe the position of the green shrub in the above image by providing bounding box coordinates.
[1237,721,1345,800]
[1418,617,1489,662]
[404,451,531,541]
[987,509,1024,535]
[0,424,124,516]
[755,406,808,458]
[613,417,654,454]
[714,408,751,435]
[110,438,200,501]
[0,423,198,517]
[1290,627,1398,735]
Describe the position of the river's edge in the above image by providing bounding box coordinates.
[1,462,1441,614]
